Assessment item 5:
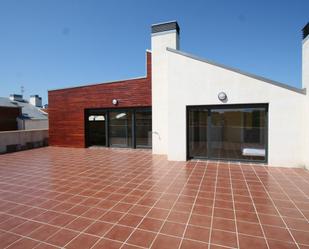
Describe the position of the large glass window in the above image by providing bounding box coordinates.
[85,108,152,149]
[109,111,132,147]
[210,107,266,161]
[135,110,152,148]
[87,113,106,146]
[188,109,208,157]
[188,105,267,162]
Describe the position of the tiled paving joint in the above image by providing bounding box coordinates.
[0,147,308,249]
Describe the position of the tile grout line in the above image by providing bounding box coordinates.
[62,155,170,249]
[119,160,193,249]
[250,166,301,249]
[269,168,309,222]
[117,160,189,249]
[207,160,219,249]
[2,165,105,249]
[3,151,159,249]
[85,159,180,248]
[176,160,208,249]
[0,148,308,249]
[144,161,201,249]
[89,159,183,249]
[238,165,270,249]
[228,162,239,248]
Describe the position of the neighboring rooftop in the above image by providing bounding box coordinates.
[0,96,48,120]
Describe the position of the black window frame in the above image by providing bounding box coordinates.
[85,107,152,149]
[186,103,268,163]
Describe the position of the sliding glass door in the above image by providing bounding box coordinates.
[135,110,152,148]
[188,108,208,158]
[187,104,267,162]
[109,111,133,147]
[86,111,107,146]
[85,108,151,149]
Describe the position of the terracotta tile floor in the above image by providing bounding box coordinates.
[0,147,308,249]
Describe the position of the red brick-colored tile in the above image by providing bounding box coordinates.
[6,237,39,249]
[65,233,99,249]
[28,224,59,241]
[11,220,42,236]
[189,214,211,227]
[210,229,237,248]
[138,217,163,232]
[267,239,298,249]
[290,229,309,245]
[66,217,93,232]
[238,234,268,249]
[160,221,186,237]
[262,225,294,242]
[0,232,21,248]
[118,214,144,227]
[151,234,181,249]
[46,229,78,247]
[92,238,122,249]
[0,147,308,249]
[127,229,156,247]
[184,225,210,243]
[237,220,264,237]
[180,239,208,249]
[213,217,236,232]
[105,225,134,242]
[84,221,113,236]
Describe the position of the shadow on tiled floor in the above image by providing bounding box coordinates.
[0,147,308,249]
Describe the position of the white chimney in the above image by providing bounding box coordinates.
[303,23,309,89]
[30,95,42,107]
[151,21,180,155]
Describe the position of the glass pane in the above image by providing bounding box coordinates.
[88,115,105,121]
[210,107,266,161]
[135,111,152,148]
[188,109,208,157]
[87,113,106,146]
[109,111,132,147]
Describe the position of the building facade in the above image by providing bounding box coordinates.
[0,95,48,131]
[0,104,21,131]
[48,21,309,168]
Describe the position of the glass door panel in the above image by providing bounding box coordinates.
[109,111,132,147]
[135,110,152,148]
[210,107,266,161]
[187,105,267,162]
[87,114,106,146]
[188,109,208,158]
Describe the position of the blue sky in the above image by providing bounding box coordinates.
[0,0,308,105]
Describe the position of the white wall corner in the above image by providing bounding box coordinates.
[302,36,309,89]
[151,23,179,155]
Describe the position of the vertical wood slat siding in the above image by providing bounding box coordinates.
[48,52,152,148]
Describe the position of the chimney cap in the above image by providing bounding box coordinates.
[152,21,180,35]
[303,22,309,40]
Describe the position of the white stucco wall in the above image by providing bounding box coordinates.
[166,50,307,168]
[303,36,309,89]
[151,30,179,155]
[303,37,309,168]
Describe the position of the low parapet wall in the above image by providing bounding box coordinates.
[0,129,48,153]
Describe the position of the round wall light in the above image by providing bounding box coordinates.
[112,99,118,105]
[218,92,227,101]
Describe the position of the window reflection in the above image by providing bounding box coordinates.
[188,105,267,162]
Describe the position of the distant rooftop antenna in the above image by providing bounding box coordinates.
[21,85,24,96]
